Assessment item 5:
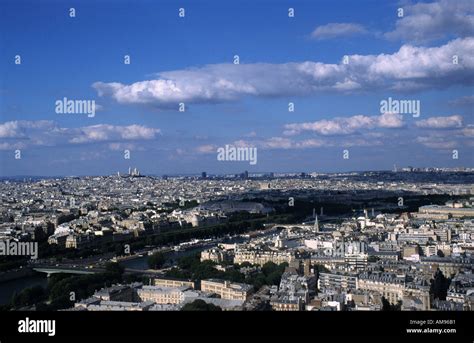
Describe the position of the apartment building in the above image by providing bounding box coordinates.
[318,272,358,291]
[234,247,295,266]
[200,279,252,300]
[137,285,191,304]
[358,273,405,305]
[153,277,195,289]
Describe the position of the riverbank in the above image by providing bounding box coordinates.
[0,271,48,305]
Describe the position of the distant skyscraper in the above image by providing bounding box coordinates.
[201,172,207,179]
[128,167,140,177]
[314,215,320,232]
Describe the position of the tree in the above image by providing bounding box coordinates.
[313,264,330,273]
[147,252,166,269]
[250,274,267,290]
[266,271,283,285]
[368,255,379,263]
[430,269,450,300]
[245,262,287,290]
[177,254,200,270]
[381,297,401,311]
[181,299,222,311]
[11,285,46,308]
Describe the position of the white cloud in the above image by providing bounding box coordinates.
[93,38,474,107]
[69,124,161,143]
[283,112,404,136]
[416,136,457,149]
[0,121,23,138]
[449,95,474,106]
[0,142,27,150]
[385,0,474,43]
[311,23,367,40]
[0,120,55,138]
[195,144,216,154]
[232,140,256,148]
[261,137,294,149]
[0,121,161,147]
[415,115,463,129]
[378,112,406,128]
[108,142,145,151]
[231,136,382,151]
[294,139,329,149]
[462,125,474,137]
[244,131,257,138]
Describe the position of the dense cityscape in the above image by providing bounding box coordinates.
[1,168,473,312]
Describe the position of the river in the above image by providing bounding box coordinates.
[0,243,222,305]
[0,272,48,305]
[0,231,274,305]
[120,243,227,269]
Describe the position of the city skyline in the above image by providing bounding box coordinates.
[1,0,473,176]
[1,165,474,179]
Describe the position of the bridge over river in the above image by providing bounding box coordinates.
[32,264,168,276]
[32,265,104,276]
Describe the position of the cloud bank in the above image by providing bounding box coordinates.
[415,115,463,129]
[283,113,405,136]
[311,23,367,40]
[93,38,474,107]
[385,0,474,43]
[0,121,161,149]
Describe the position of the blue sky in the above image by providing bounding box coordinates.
[0,0,473,176]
